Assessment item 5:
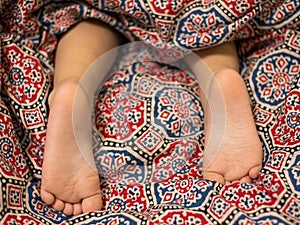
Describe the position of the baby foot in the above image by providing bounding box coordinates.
[202,69,262,184]
[41,82,102,215]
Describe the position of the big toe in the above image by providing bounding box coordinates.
[203,171,225,185]
[82,194,102,214]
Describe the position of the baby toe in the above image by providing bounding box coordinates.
[239,175,252,184]
[249,165,262,179]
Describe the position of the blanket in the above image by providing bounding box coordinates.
[0,0,300,224]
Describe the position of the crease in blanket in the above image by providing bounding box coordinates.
[0,0,300,224]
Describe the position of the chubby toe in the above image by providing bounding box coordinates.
[73,203,83,216]
[239,175,252,184]
[82,194,102,214]
[249,165,262,179]
[41,189,55,205]
[203,171,225,185]
[52,199,65,212]
[63,203,74,215]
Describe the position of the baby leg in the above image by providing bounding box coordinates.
[41,20,123,215]
[188,42,262,184]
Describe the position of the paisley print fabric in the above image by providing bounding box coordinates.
[0,0,299,224]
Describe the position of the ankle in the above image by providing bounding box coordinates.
[215,68,248,98]
[214,68,243,85]
[199,68,244,112]
[48,79,80,108]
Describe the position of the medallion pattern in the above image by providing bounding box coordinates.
[1,0,299,224]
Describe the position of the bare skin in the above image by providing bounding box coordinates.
[41,21,262,216]
[41,82,102,215]
[192,43,263,184]
[41,20,123,216]
[202,69,262,184]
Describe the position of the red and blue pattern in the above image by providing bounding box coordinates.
[1,0,300,224]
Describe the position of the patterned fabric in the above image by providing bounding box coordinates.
[0,0,300,224]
